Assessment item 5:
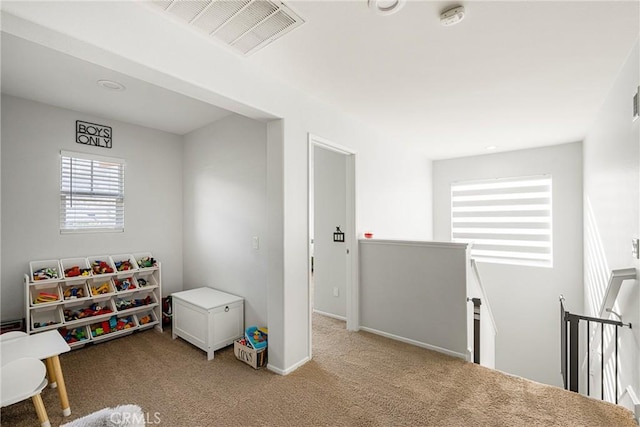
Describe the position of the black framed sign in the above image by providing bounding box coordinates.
[76,120,112,148]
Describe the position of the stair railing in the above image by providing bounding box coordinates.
[467,259,497,366]
[560,295,632,403]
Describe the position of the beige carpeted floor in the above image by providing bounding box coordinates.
[2,313,637,426]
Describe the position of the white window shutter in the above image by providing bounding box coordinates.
[451,175,552,268]
[60,151,125,233]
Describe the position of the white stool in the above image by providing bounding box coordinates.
[1,357,51,427]
[0,331,57,389]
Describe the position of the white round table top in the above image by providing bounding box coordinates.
[1,357,47,407]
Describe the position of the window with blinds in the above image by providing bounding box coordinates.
[451,175,552,268]
[60,151,125,233]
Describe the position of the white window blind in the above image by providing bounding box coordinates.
[60,151,125,233]
[451,175,552,267]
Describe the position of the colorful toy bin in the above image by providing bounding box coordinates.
[30,260,62,282]
[111,254,139,273]
[60,257,92,280]
[58,325,90,347]
[31,306,63,331]
[136,310,158,330]
[30,283,61,306]
[133,252,158,270]
[234,326,268,369]
[87,256,116,275]
[89,315,137,339]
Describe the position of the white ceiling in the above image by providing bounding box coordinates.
[1,1,639,158]
[245,0,639,158]
[0,33,232,135]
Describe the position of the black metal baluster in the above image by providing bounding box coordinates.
[569,314,579,392]
[560,298,567,389]
[471,298,481,365]
[587,321,590,396]
[615,326,618,404]
[601,325,604,401]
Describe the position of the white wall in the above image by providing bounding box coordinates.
[182,114,268,328]
[357,146,433,240]
[1,95,184,320]
[1,4,433,373]
[313,146,347,318]
[583,39,639,410]
[433,142,583,387]
[359,240,469,358]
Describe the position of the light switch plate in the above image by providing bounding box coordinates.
[632,238,639,259]
[633,86,639,121]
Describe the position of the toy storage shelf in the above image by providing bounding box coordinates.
[25,253,162,349]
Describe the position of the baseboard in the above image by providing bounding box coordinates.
[267,356,310,376]
[359,326,468,360]
[313,309,346,322]
[624,386,640,422]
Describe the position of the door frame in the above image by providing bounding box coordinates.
[308,133,359,359]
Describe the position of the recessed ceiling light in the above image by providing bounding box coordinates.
[97,79,126,91]
[486,145,498,151]
[440,5,465,26]
[368,0,406,16]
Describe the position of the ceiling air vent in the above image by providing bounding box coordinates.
[150,0,305,56]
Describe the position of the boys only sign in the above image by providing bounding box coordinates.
[76,120,112,148]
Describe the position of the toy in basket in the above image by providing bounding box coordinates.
[245,326,268,350]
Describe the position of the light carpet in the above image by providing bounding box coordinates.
[1,313,636,426]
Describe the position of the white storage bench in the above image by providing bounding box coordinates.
[171,287,244,360]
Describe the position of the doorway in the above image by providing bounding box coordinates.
[308,133,358,359]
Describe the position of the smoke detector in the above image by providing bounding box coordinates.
[440,5,465,26]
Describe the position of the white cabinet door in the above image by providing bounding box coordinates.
[173,299,208,350]
[212,301,243,349]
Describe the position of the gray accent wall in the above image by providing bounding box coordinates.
[359,240,469,357]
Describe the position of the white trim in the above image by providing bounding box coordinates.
[451,176,552,191]
[60,149,125,165]
[313,309,346,322]
[307,133,359,362]
[359,326,468,360]
[470,259,498,333]
[308,133,357,156]
[622,386,640,422]
[359,239,468,250]
[267,356,310,376]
